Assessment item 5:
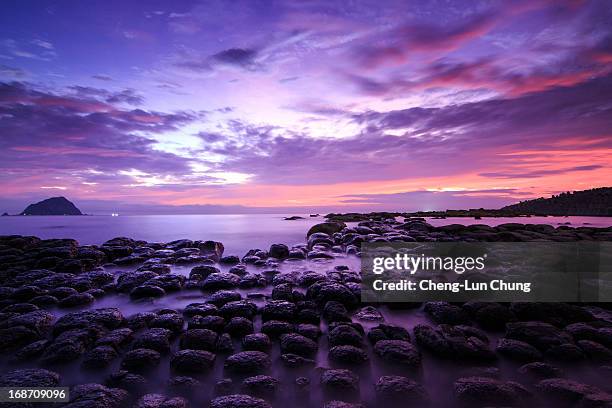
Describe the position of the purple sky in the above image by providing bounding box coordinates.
[0,0,611,214]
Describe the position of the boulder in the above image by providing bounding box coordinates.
[210,394,271,408]
[121,348,161,372]
[225,351,271,374]
[280,333,318,356]
[321,369,359,391]
[454,376,529,407]
[170,349,215,373]
[375,375,428,403]
[374,340,421,367]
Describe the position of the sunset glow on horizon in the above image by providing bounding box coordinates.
[0,0,611,214]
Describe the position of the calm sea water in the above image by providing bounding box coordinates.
[0,214,610,256]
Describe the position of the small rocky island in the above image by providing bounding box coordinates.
[20,196,83,216]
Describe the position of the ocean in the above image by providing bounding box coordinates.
[0,214,610,256]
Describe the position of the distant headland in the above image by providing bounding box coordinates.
[325,187,612,222]
[19,196,83,216]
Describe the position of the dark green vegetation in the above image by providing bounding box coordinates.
[502,188,612,216]
[325,188,612,222]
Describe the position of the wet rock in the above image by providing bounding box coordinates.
[374,340,421,367]
[201,272,241,290]
[280,353,316,367]
[375,375,428,403]
[225,351,271,374]
[239,274,267,288]
[518,362,563,380]
[0,368,60,387]
[464,302,515,330]
[329,345,369,364]
[225,316,254,337]
[130,284,166,299]
[269,244,289,259]
[242,333,271,351]
[53,308,124,335]
[0,325,41,351]
[198,240,224,261]
[219,300,258,319]
[189,265,220,279]
[505,321,574,352]
[149,313,185,334]
[127,312,156,330]
[271,283,293,301]
[146,274,185,292]
[280,333,318,356]
[354,306,384,321]
[116,271,158,293]
[308,282,357,308]
[82,345,118,369]
[367,323,410,344]
[296,323,321,340]
[133,328,173,353]
[210,394,271,408]
[208,290,243,307]
[121,348,161,372]
[63,383,129,408]
[536,378,612,406]
[167,376,201,396]
[170,349,216,373]
[545,343,586,361]
[414,324,495,361]
[287,249,306,260]
[6,309,54,333]
[229,264,247,276]
[564,322,600,341]
[41,328,97,364]
[454,376,529,407]
[323,301,351,323]
[106,370,147,393]
[189,315,225,332]
[12,339,49,361]
[220,255,241,265]
[136,394,188,408]
[2,303,38,313]
[262,300,296,322]
[496,338,543,362]
[214,378,233,396]
[307,222,346,237]
[329,324,362,347]
[260,320,293,338]
[242,375,279,397]
[321,368,359,391]
[11,285,47,301]
[183,302,218,317]
[49,286,78,299]
[179,328,218,351]
[424,301,470,325]
[577,339,612,363]
[58,293,95,307]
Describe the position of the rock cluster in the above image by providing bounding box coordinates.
[1,220,611,407]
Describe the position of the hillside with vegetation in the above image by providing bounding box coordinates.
[502,187,612,216]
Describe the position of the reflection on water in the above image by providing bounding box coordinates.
[0,214,324,255]
[1,214,610,255]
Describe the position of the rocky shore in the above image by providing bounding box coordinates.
[1,218,612,407]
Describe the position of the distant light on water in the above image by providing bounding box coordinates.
[111,213,119,217]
